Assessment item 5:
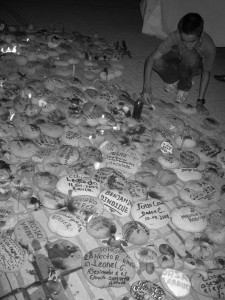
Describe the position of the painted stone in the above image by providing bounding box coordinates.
[148,186,175,202]
[46,239,82,270]
[86,216,117,239]
[179,180,220,208]
[104,152,138,177]
[10,139,37,159]
[118,146,142,164]
[175,135,196,149]
[0,207,18,231]
[171,205,208,232]
[191,269,225,299]
[34,135,61,149]
[67,195,104,216]
[180,150,200,168]
[99,189,132,217]
[122,221,150,245]
[37,190,67,210]
[160,139,173,155]
[156,169,178,186]
[131,200,170,229]
[33,171,58,191]
[94,167,127,191]
[57,174,100,197]
[17,161,37,177]
[196,138,222,162]
[14,217,48,251]
[56,145,80,165]
[160,268,191,298]
[158,155,180,169]
[82,246,136,288]
[48,210,86,237]
[173,168,202,182]
[130,280,166,300]
[79,146,102,163]
[61,130,82,147]
[99,140,118,154]
[0,238,26,273]
[126,180,147,201]
[134,172,157,189]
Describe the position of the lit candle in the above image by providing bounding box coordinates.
[98,114,107,125]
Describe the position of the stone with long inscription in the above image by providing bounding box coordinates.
[104,152,138,177]
[61,130,82,147]
[14,217,48,251]
[160,268,191,298]
[57,174,101,197]
[122,221,150,245]
[0,238,27,273]
[37,190,67,209]
[99,189,132,217]
[67,195,104,216]
[48,210,86,237]
[173,168,202,182]
[171,205,208,232]
[82,246,136,288]
[179,180,220,207]
[180,150,200,168]
[196,138,222,162]
[131,200,170,229]
[47,239,83,270]
[191,269,225,299]
[86,216,117,239]
[56,145,80,165]
[130,280,166,300]
[126,180,147,201]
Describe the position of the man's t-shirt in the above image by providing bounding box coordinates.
[157,30,216,71]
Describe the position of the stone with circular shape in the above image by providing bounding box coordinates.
[156,169,178,186]
[94,167,127,191]
[158,155,180,169]
[131,199,170,229]
[160,268,191,298]
[213,256,225,269]
[159,244,175,258]
[14,217,48,251]
[99,141,118,154]
[48,210,86,237]
[148,186,175,202]
[139,158,162,174]
[130,280,166,300]
[0,238,27,273]
[191,269,225,299]
[56,145,79,165]
[180,150,200,168]
[159,114,185,133]
[126,180,147,201]
[82,246,136,288]
[178,103,197,115]
[179,180,220,207]
[134,247,158,263]
[57,174,100,197]
[46,239,82,270]
[160,139,173,155]
[86,215,117,239]
[61,130,82,147]
[79,146,102,163]
[99,189,132,217]
[67,195,104,216]
[173,168,202,182]
[175,135,196,149]
[21,124,40,139]
[33,171,58,192]
[122,221,150,245]
[37,190,67,210]
[171,205,208,232]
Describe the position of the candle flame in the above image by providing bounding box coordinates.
[1,45,17,53]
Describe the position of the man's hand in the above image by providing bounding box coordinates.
[141,87,153,105]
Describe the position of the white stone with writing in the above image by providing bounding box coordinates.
[99,189,132,217]
[171,205,208,232]
[131,200,170,229]
[160,268,191,298]
[57,174,100,197]
[56,145,79,165]
[37,190,67,209]
[173,168,202,182]
[82,246,136,288]
[68,195,104,216]
[86,216,117,239]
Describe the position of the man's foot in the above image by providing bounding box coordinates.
[214,75,225,82]
[174,90,189,103]
[164,81,178,94]
[196,102,209,116]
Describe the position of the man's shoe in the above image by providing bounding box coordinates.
[174,90,189,103]
[214,75,225,82]
[164,81,178,94]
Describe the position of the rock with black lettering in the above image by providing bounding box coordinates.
[32,148,53,163]
[17,161,37,177]
[0,238,27,273]
[131,199,170,229]
[104,152,138,177]
[180,150,200,168]
[130,280,166,300]
[122,221,150,245]
[39,122,64,138]
[82,246,136,288]
[10,139,37,159]
[94,167,127,191]
[57,174,100,197]
[160,268,191,298]
[48,210,86,237]
[0,207,18,231]
[33,171,58,192]
[191,269,225,299]
[34,135,61,149]
[86,216,117,239]
[126,180,147,201]
[179,180,220,208]
[171,205,208,232]
[196,138,222,162]
[173,168,202,182]
[99,189,132,217]
[67,195,104,216]
[46,239,82,270]
[37,190,67,209]
[61,130,82,147]
[56,145,79,165]
[14,217,48,251]
[158,154,180,169]
[80,146,103,163]
[148,186,175,202]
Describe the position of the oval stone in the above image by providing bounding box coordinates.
[126,180,147,201]
[37,190,67,209]
[67,195,104,216]
[130,280,166,300]
[82,246,136,288]
[171,205,208,232]
[94,167,127,191]
[173,168,202,182]
[122,221,150,245]
[191,269,225,299]
[57,174,100,197]
[99,189,132,217]
[131,200,170,229]
[180,150,200,168]
[160,268,191,298]
[86,216,117,239]
[56,145,79,165]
